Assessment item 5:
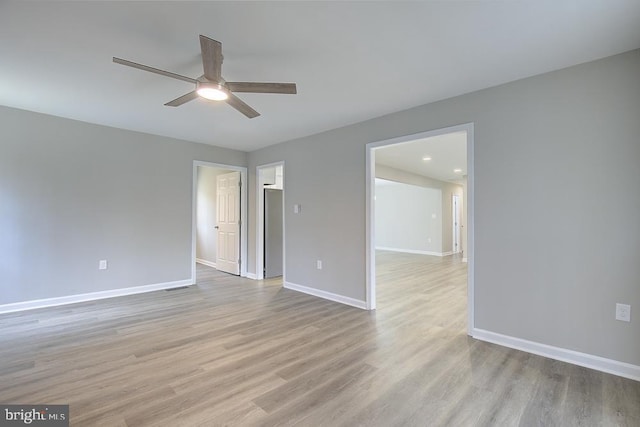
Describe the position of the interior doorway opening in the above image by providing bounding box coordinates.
[365,123,474,334]
[256,162,285,281]
[192,161,248,282]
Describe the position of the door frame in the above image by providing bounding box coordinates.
[191,161,248,282]
[256,161,285,281]
[365,123,475,334]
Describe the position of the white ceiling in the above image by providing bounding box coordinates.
[375,131,467,183]
[1,1,639,152]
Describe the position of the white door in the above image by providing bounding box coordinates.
[452,194,461,254]
[216,171,241,275]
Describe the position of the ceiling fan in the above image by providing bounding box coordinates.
[113,35,297,118]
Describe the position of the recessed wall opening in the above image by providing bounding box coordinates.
[366,124,474,334]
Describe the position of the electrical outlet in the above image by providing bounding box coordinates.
[616,303,631,322]
[316,260,322,270]
[99,260,108,270]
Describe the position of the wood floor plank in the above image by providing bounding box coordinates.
[0,254,638,425]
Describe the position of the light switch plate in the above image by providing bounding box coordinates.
[616,303,631,322]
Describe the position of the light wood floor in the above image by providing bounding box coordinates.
[1,252,639,426]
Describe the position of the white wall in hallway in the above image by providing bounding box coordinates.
[375,179,442,254]
[376,164,463,254]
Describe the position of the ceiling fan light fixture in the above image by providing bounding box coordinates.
[114,36,295,117]
[196,82,228,101]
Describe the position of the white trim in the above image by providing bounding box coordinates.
[192,161,248,282]
[196,258,217,269]
[365,145,376,310]
[256,161,286,282]
[462,257,468,263]
[245,272,258,280]
[0,279,193,314]
[472,328,640,382]
[375,247,453,257]
[284,281,367,310]
[366,123,475,333]
[466,124,475,335]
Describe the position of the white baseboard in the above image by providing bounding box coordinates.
[284,281,367,310]
[0,279,193,315]
[244,272,258,280]
[196,258,217,269]
[472,328,640,382]
[376,246,447,257]
[462,257,468,262]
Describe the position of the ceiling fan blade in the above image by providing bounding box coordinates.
[164,91,199,107]
[225,93,260,118]
[226,82,297,94]
[199,35,223,82]
[113,57,197,84]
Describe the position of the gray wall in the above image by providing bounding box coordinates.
[0,106,246,304]
[247,49,640,366]
[247,134,366,298]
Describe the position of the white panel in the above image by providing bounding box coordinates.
[216,171,241,275]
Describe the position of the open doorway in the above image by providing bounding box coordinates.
[191,161,248,282]
[256,162,285,281]
[365,123,474,333]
